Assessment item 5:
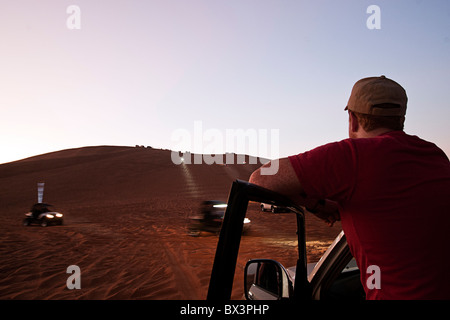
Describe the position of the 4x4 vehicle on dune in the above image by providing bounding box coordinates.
[207,180,365,301]
[187,200,251,236]
[23,203,64,227]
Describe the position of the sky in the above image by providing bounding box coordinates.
[1,0,449,164]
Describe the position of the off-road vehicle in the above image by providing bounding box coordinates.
[23,203,64,227]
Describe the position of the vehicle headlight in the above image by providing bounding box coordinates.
[46,214,54,219]
[55,213,63,218]
[213,204,227,208]
[244,218,251,224]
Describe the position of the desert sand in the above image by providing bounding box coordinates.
[0,146,341,300]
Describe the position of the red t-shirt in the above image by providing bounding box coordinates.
[288,131,450,300]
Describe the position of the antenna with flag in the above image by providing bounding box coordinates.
[37,182,45,203]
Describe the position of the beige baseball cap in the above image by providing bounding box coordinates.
[345,76,408,116]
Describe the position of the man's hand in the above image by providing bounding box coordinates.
[307,200,341,227]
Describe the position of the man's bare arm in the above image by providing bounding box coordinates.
[249,158,340,226]
[249,158,303,199]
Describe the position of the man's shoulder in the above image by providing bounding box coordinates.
[385,131,449,160]
[337,131,434,150]
[295,131,447,163]
[344,131,449,164]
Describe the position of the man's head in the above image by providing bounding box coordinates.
[345,76,407,138]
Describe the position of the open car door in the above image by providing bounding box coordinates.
[207,179,310,301]
[207,179,364,301]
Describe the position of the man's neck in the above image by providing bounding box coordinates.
[357,128,397,139]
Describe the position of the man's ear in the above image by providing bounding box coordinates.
[350,111,359,133]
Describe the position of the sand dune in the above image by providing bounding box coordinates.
[0,146,341,299]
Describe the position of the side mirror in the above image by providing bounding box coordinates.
[244,259,293,300]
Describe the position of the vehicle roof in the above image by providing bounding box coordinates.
[30,203,53,210]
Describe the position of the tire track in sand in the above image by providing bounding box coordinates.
[158,228,203,300]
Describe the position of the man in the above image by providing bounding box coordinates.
[249,76,450,300]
